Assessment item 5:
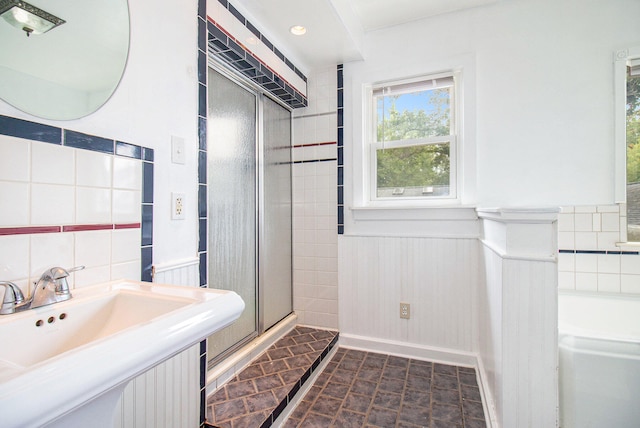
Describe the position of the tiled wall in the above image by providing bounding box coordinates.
[292,66,339,329]
[0,115,153,297]
[558,204,640,294]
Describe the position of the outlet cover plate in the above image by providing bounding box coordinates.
[172,192,185,220]
[400,302,410,319]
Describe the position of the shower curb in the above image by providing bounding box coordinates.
[205,326,339,428]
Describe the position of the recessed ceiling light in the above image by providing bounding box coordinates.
[289,25,306,36]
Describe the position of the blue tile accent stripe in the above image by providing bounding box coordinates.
[0,114,154,283]
[198,6,209,424]
[206,18,308,109]
[65,129,114,154]
[116,141,143,159]
[337,64,344,235]
[293,158,337,164]
[559,249,640,255]
[0,115,61,144]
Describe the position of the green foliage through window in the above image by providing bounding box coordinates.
[374,83,454,198]
[626,68,640,241]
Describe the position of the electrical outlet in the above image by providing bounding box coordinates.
[400,302,410,319]
[172,192,185,220]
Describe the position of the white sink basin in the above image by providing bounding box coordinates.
[0,280,244,427]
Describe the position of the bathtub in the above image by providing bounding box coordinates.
[558,292,640,428]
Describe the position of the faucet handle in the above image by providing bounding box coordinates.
[0,281,25,315]
[46,265,83,280]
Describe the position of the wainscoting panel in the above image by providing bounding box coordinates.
[113,344,199,428]
[477,245,502,426]
[338,235,478,354]
[112,258,202,427]
[477,208,559,428]
[153,257,200,286]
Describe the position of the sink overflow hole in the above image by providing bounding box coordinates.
[35,319,43,327]
[59,313,66,320]
[47,316,55,324]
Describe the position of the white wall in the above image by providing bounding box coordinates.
[337,1,639,426]
[0,0,200,267]
[344,0,640,210]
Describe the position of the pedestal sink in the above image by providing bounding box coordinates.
[0,280,244,427]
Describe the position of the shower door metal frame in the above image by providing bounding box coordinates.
[206,57,293,367]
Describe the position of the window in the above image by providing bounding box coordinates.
[369,73,458,202]
[626,57,640,240]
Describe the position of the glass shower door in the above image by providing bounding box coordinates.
[206,69,258,359]
[262,96,292,330]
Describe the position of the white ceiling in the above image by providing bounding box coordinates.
[232,0,500,73]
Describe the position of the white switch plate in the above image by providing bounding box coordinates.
[172,192,185,220]
[171,136,186,165]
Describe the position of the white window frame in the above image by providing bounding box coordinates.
[363,70,462,207]
[615,45,640,244]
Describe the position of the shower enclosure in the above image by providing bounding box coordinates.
[206,66,292,364]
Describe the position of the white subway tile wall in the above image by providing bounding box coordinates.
[558,205,640,294]
[292,66,339,329]
[0,137,142,292]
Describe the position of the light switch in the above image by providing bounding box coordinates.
[171,136,186,165]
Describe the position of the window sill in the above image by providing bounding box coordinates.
[350,205,478,222]
[616,242,640,251]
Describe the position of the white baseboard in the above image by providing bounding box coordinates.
[339,333,477,367]
[475,354,498,428]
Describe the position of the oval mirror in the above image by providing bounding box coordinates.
[0,0,129,120]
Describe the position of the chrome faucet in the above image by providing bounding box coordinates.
[0,281,27,315]
[31,266,84,309]
[0,266,84,314]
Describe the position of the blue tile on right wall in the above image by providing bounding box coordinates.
[143,162,154,204]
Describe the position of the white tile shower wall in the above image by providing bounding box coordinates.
[292,66,338,329]
[292,160,338,329]
[0,137,142,293]
[558,205,640,294]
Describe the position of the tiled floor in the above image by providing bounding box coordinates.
[206,326,486,428]
[285,348,486,427]
[206,326,339,427]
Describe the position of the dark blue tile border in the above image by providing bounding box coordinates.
[116,141,143,159]
[292,158,337,164]
[559,249,639,255]
[0,115,62,144]
[0,114,154,283]
[65,129,114,154]
[205,13,307,108]
[337,64,344,235]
